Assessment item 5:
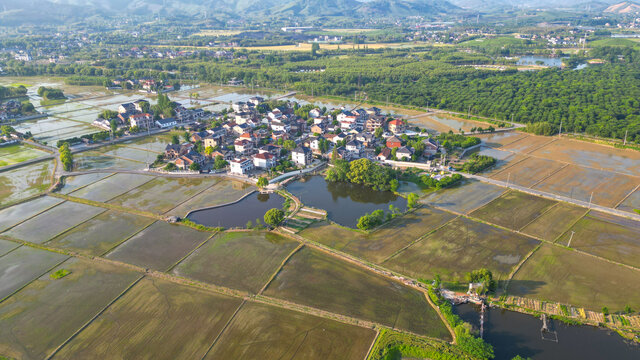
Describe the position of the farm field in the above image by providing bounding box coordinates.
[106,221,212,271]
[529,138,640,177]
[555,211,640,268]
[173,231,298,293]
[299,207,456,263]
[476,131,529,148]
[470,190,558,231]
[0,144,48,167]
[54,277,243,360]
[509,244,640,312]
[263,247,451,339]
[206,301,376,360]
[383,217,540,282]
[0,196,63,232]
[533,165,639,208]
[119,132,174,153]
[521,203,587,241]
[109,176,215,214]
[0,259,139,360]
[47,210,154,256]
[500,135,556,154]
[0,246,68,300]
[99,145,160,164]
[490,156,567,188]
[73,151,145,171]
[59,173,112,194]
[0,239,19,256]
[0,160,54,206]
[420,179,506,214]
[616,187,640,214]
[166,179,254,216]
[70,173,154,202]
[2,201,105,244]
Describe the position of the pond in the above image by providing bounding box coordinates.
[455,303,640,360]
[186,192,285,229]
[517,56,567,67]
[286,175,406,227]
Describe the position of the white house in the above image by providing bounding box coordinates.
[291,146,312,167]
[155,118,177,128]
[252,153,276,169]
[229,158,254,175]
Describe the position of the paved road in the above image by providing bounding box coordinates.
[453,171,640,221]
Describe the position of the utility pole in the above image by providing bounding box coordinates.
[624,130,628,145]
[559,120,562,137]
[567,231,575,248]
[506,173,511,187]
[588,192,593,208]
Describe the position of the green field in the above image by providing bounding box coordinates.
[73,151,145,171]
[59,173,112,194]
[555,211,640,268]
[0,144,48,167]
[0,258,139,360]
[470,190,558,231]
[521,203,587,241]
[109,176,215,214]
[264,248,451,339]
[166,179,254,217]
[383,217,540,282]
[0,246,68,300]
[173,231,298,293]
[299,207,456,263]
[206,301,376,360]
[0,196,63,232]
[54,277,243,359]
[106,221,212,271]
[2,201,105,244]
[47,210,155,256]
[421,180,506,214]
[70,173,154,202]
[0,160,54,206]
[510,244,640,312]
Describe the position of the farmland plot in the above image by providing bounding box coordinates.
[0,239,19,256]
[0,160,54,206]
[59,173,112,194]
[0,144,48,167]
[521,203,587,241]
[166,179,254,217]
[70,173,154,202]
[500,135,556,154]
[421,180,506,214]
[490,157,567,188]
[264,247,451,339]
[470,191,558,231]
[0,246,68,300]
[73,151,144,171]
[0,196,63,232]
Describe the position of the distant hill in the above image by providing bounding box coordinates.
[604,1,640,13]
[448,0,623,11]
[355,0,457,17]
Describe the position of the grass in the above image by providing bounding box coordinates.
[105,221,212,271]
[521,202,587,241]
[367,329,471,360]
[206,301,376,360]
[264,247,451,339]
[46,210,155,256]
[0,258,139,360]
[172,231,299,293]
[2,201,106,244]
[49,269,70,279]
[555,211,640,268]
[299,207,456,263]
[509,244,640,312]
[54,277,243,360]
[470,190,558,231]
[0,246,68,301]
[108,176,215,214]
[383,216,540,282]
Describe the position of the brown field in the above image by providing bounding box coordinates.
[521,203,588,241]
[500,135,557,154]
[529,138,640,177]
[616,187,640,214]
[0,258,139,360]
[106,221,212,271]
[383,217,540,282]
[476,132,529,148]
[264,248,451,339]
[206,302,376,360]
[556,211,640,268]
[533,165,639,208]
[421,180,506,214]
[299,207,456,263]
[55,277,243,360]
[490,156,567,188]
[173,231,299,293]
[470,191,558,231]
[480,153,528,177]
[510,244,640,312]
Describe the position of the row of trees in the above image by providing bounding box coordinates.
[37,86,65,100]
[0,85,27,99]
[59,143,73,171]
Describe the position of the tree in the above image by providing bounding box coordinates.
[374,127,383,139]
[204,146,214,158]
[214,155,228,169]
[189,162,201,171]
[311,42,320,57]
[283,140,296,151]
[264,208,285,228]
[1,125,15,136]
[183,131,191,143]
[165,162,177,171]
[171,134,180,145]
[110,119,118,134]
[466,268,496,293]
[59,142,73,172]
[257,177,269,188]
[407,193,419,209]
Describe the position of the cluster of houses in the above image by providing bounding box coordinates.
[93,99,211,131]
[0,100,31,122]
[157,96,441,175]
